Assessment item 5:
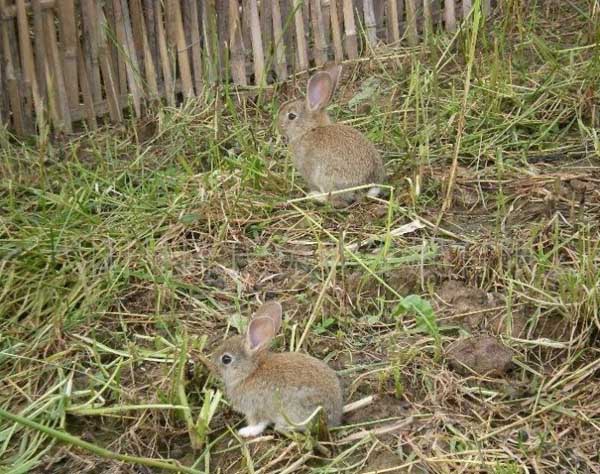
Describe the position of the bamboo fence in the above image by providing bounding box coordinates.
[0,0,493,135]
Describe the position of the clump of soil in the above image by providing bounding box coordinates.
[434,280,528,337]
[445,335,514,376]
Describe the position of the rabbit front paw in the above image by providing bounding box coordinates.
[238,422,268,438]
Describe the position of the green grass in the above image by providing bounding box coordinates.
[1,1,600,473]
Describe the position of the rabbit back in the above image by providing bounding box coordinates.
[228,352,343,428]
[290,123,384,197]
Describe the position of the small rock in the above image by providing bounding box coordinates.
[446,335,513,376]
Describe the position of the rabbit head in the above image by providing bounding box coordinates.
[278,64,342,144]
[212,301,282,390]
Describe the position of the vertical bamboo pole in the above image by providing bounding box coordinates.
[374,0,385,38]
[462,0,472,18]
[342,0,358,59]
[260,0,273,54]
[271,0,287,80]
[216,1,228,78]
[387,0,400,43]
[97,4,123,121]
[228,0,247,85]
[166,0,193,97]
[31,0,47,104]
[329,0,344,62]
[57,0,79,111]
[130,0,159,97]
[405,0,417,45]
[292,0,308,71]
[143,0,160,89]
[81,0,102,105]
[112,0,128,97]
[119,0,143,114]
[155,0,174,104]
[0,3,25,134]
[483,0,491,16]
[183,0,202,92]
[202,0,218,83]
[77,40,97,128]
[362,0,377,46]
[247,0,265,85]
[423,0,433,39]
[310,0,328,66]
[44,8,72,132]
[15,0,43,124]
[444,0,456,32]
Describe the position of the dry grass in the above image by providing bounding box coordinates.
[1,1,600,473]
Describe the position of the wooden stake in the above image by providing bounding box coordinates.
[329,0,344,62]
[292,0,309,71]
[342,0,358,59]
[405,0,418,45]
[311,0,328,66]
[271,0,287,80]
[444,0,456,32]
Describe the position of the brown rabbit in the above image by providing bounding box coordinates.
[212,301,343,437]
[278,64,385,206]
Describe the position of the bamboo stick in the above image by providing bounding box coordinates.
[405,0,417,45]
[271,0,287,80]
[57,0,79,110]
[228,0,247,85]
[97,4,123,121]
[184,0,202,91]
[104,0,121,95]
[1,2,25,134]
[483,0,491,16]
[247,0,265,85]
[216,1,228,79]
[444,0,456,32]
[202,0,218,83]
[374,0,385,38]
[16,0,44,124]
[81,0,102,105]
[166,0,193,97]
[342,0,358,59]
[362,0,378,46]
[4,0,54,18]
[76,39,97,128]
[131,0,159,97]
[260,0,273,55]
[292,0,308,71]
[112,0,128,98]
[387,0,400,43]
[310,0,328,66]
[423,0,432,39]
[44,8,72,132]
[143,0,160,90]
[322,0,332,44]
[31,0,47,105]
[155,0,174,104]
[0,47,4,125]
[329,0,344,62]
[119,0,143,114]
[462,0,472,18]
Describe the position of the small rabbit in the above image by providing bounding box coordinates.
[212,301,343,438]
[277,64,385,206]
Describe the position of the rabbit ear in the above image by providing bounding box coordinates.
[306,72,334,112]
[246,317,276,352]
[253,301,282,330]
[325,64,342,92]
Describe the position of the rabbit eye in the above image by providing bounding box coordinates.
[221,354,233,365]
[287,112,297,120]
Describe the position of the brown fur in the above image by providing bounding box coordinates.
[213,324,343,431]
[277,66,385,203]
